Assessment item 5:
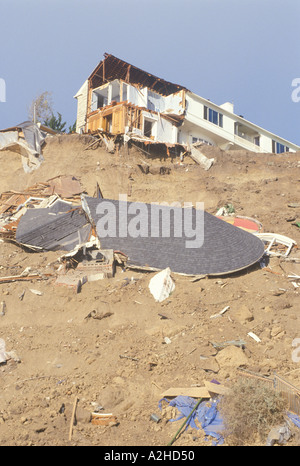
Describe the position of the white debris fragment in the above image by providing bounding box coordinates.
[0,338,7,364]
[29,289,43,296]
[247,331,261,343]
[210,306,230,319]
[149,267,175,302]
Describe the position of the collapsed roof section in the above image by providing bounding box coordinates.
[0,176,85,243]
[0,175,266,276]
[15,200,91,252]
[1,177,297,277]
[82,196,266,276]
[0,121,56,173]
[88,53,188,97]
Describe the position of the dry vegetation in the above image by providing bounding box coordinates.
[219,377,287,445]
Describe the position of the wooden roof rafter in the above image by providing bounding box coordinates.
[88,53,188,96]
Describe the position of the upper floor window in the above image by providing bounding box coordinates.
[254,136,260,146]
[204,106,223,127]
[272,140,289,153]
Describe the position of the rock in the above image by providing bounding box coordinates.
[271,326,285,338]
[75,406,92,424]
[215,346,248,368]
[231,304,254,324]
[198,357,219,373]
[266,423,291,446]
[112,376,125,385]
[260,327,271,340]
[264,306,273,313]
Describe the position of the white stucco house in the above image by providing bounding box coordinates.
[74,53,300,154]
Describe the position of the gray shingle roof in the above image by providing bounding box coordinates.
[16,202,91,251]
[83,196,265,276]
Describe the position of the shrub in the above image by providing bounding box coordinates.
[219,377,287,445]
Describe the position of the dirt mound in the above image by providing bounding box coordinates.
[0,134,300,446]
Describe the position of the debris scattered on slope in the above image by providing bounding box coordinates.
[255,232,296,257]
[0,133,300,446]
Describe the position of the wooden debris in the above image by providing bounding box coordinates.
[0,273,48,284]
[161,386,211,399]
[91,413,118,426]
[69,396,78,441]
[204,380,230,396]
[119,354,139,362]
[210,306,230,319]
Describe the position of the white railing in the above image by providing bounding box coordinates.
[234,134,264,152]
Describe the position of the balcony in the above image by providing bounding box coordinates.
[234,123,263,151]
[234,133,265,152]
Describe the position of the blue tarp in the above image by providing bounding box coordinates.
[159,395,224,445]
[287,412,300,429]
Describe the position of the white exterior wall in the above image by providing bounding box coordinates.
[184,92,236,147]
[141,111,175,143]
[156,116,175,143]
[178,126,216,146]
[184,91,299,153]
[74,80,88,133]
[147,90,184,115]
[253,134,272,152]
[127,85,148,108]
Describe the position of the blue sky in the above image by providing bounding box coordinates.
[0,0,300,144]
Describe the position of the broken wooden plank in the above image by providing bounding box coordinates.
[91,413,118,426]
[204,380,230,395]
[161,387,211,399]
[0,274,49,284]
[69,396,78,441]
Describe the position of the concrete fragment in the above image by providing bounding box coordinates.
[149,268,175,302]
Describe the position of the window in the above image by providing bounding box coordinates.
[148,90,162,113]
[204,105,223,127]
[277,142,285,153]
[144,119,154,138]
[254,136,260,146]
[272,140,289,153]
[92,89,108,111]
[219,113,223,128]
[191,137,212,146]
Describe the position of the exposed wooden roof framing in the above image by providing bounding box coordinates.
[88,53,187,96]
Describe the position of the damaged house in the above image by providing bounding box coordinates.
[74,53,300,155]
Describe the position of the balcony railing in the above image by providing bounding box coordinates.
[234,133,264,152]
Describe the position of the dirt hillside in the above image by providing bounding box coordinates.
[0,134,299,446]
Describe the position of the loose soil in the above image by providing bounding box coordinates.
[0,134,299,446]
